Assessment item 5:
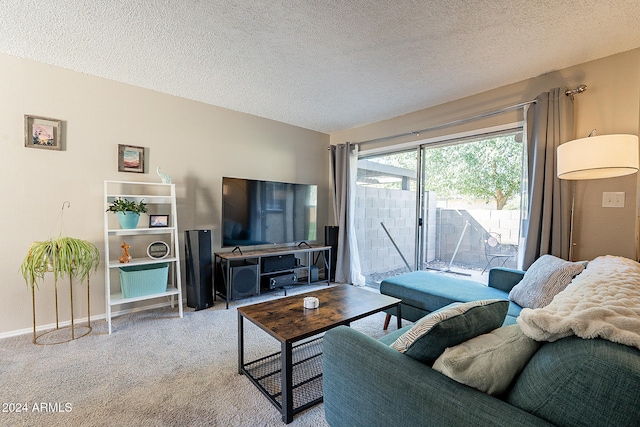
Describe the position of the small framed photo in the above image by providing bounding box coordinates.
[25,115,62,150]
[118,144,145,173]
[149,214,169,227]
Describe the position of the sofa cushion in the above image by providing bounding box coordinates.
[433,324,542,395]
[507,336,640,427]
[390,299,509,364]
[488,268,526,293]
[380,271,512,313]
[508,255,586,309]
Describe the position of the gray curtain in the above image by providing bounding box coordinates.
[521,87,574,269]
[329,143,365,285]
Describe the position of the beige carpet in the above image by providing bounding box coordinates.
[0,285,399,426]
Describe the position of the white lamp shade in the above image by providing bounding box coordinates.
[557,134,639,180]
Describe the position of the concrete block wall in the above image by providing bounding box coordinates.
[355,185,520,275]
[466,209,520,245]
[355,186,416,275]
[426,208,519,270]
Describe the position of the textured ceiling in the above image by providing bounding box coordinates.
[2,1,640,133]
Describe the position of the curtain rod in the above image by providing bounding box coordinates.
[334,85,587,147]
[354,100,536,146]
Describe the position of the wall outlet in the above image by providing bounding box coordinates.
[602,192,625,208]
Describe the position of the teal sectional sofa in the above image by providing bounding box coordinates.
[380,268,525,326]
[323,262,640,426]
[323,325,640,427]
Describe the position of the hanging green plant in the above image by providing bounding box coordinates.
[20,201,101,344]
[21,236,100,290]
[20,235,100,344]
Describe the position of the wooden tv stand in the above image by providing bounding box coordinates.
[214,244,331,308]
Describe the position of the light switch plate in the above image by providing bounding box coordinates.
[602,192,625,208]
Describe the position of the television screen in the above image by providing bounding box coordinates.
[222,177,317,248]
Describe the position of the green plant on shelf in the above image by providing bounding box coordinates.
[106,198,148,215]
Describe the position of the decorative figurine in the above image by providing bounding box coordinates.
[119,242,132,263]
[157,166,172,184]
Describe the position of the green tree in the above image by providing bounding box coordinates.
[423,135,522,209]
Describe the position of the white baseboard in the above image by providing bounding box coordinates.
[0,299,186,340]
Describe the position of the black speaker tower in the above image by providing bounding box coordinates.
[185,230,214,310]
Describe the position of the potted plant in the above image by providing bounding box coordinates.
[106,198,148,229]
[21,235,100,343]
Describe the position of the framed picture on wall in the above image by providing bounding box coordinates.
[24,115,62,150]
[118,144,145,173]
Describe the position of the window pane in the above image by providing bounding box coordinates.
[421,133,523,281]
[356,151,418,288]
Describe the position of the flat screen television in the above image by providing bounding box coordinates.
[221,177,318,248]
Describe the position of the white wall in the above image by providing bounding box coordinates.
[332,49,640,263]
[0,53,329,337]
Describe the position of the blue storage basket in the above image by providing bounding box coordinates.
[119,263,169,298]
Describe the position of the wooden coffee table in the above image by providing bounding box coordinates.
[237,284,402,423]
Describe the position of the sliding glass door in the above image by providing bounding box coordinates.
[355,129,524,287]
[419,132,524,279]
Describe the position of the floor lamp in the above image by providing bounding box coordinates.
[557,132,639,261]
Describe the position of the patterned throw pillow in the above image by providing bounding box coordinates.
[390,300,509,364]
[508,254,586,309]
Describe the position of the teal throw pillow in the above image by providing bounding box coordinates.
[390,299,509,364]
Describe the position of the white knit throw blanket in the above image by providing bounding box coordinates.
[518,255,640,350]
